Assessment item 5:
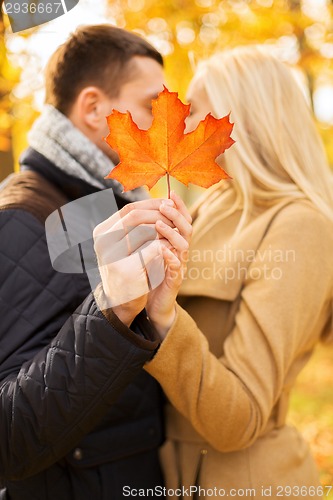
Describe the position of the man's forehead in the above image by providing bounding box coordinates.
[120,57,165,96]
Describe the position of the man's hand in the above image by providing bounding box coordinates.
[93,198,175,326]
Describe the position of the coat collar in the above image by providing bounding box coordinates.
[19,147,130,209]
[179,198,298,301]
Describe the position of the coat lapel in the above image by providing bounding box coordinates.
[179,198,297,301]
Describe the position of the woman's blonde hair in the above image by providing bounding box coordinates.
[191,46,333,229]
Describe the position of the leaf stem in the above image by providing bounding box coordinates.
[167,172,171,199]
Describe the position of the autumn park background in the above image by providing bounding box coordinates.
[1,0,333,493]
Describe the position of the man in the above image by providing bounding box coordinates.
[0,24,167,499]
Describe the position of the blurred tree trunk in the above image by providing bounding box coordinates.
[288,0,316,112]
[0,150,14,182]
[0,1,15,182]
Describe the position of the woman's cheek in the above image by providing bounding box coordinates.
[185,116,197,133]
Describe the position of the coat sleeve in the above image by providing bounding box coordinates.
[0,209,159,481]
[145,204,333,452]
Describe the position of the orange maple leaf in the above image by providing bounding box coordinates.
[105,86,235,193]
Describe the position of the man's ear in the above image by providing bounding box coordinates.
[70,86,110,132]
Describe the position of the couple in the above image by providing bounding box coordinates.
[0,24,333,500]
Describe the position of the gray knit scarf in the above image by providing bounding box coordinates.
[28,105,146,202]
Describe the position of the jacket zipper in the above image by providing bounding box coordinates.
[192,449,208,500]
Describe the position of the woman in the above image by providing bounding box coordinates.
[142,47,333,499]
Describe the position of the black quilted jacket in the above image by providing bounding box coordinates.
[0,148,165,499]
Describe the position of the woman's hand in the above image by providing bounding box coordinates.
[146,191,193,338]
[93,198,175,326]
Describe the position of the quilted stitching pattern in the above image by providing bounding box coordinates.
[0,207,163,496]
[0,210,90,376]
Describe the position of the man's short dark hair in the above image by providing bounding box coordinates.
[45,24,164,116]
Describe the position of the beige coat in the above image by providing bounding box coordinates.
[145,196,333,499]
